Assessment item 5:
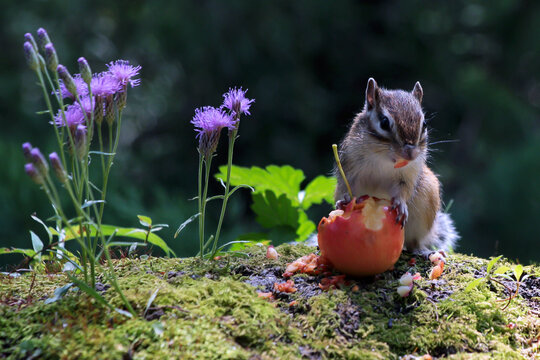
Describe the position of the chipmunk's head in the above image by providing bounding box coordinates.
[363,78,427,167]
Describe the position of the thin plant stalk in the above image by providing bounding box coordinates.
[197,153,204,258]
[211,127,238,257]
[198,154,213,259]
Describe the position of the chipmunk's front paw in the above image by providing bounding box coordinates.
[335,193,352,210]
[391,197,408,228]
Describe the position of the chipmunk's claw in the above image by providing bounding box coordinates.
[391,197,408,227]
[335,193,352,210]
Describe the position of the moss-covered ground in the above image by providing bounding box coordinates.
[1,244,538,359]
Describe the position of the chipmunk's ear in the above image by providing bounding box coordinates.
[366,78,378,110]
[412,81,423,103]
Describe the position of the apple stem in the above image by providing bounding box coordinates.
[332,144,353,199]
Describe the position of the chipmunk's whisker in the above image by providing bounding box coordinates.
[428,139,460,146]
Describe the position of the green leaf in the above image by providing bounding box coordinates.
[30,231,44,253]
[513,264,523,281]
[216,165,305,204]
[137,215,152,227]
[215,240,252,253]
[107,241,147,248]
[0,248,36,257]
[115,308,134,318]
[152,322,165,336]
[229,184,255,196]
[206,195,225,203]
[229,235,270,251]
[444,199,455,213]
[465,278,484,292]
[174,213,200,239]
[31,214,52,243]
[88,151,116,156]
[251,191,299,229]
[493,266,510,275]
[67,274,112,310]
[301,175,337,209]
[296,210,316,242]
[144,288,160,318]
[81,200,105,209]
[486,255,502,275]
[44,283,74,304]
[61,224,175,257]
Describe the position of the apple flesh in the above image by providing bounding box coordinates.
[317,196,405,277]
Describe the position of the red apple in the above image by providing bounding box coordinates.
[317,196,404,277]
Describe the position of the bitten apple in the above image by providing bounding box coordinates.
[317,196,405,276]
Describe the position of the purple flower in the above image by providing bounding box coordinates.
[54,104,85,129]
[222,87,255,116]
[78,96,95,119]
[90,72,120,97]
[106,60,141,88]
[192,106,235,134]
[191,106,235,156]
[25,163,44,185]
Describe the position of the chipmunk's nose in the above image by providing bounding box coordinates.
[401,144,420,161]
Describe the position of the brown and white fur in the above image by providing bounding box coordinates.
[335,78,458,253]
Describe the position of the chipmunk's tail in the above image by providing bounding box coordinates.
[419,211,459,253]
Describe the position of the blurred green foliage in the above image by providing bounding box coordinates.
[1,0,539,266]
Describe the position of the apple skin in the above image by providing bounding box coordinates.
[317,197,405,277]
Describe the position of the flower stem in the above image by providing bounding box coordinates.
[198,154,213,259]
[211,128,238,257]
[197,153,204,258]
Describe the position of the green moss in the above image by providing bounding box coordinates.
[0,244,538,359]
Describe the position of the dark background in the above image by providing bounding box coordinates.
[1,0,539,267]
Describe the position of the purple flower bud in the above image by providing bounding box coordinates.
[44,43,59,72]
[22,142,33,162]
[25,163,44,185]
[36,28,52,50]
[74,124,87,160]
[115,89,127,110]
[49,152,67,183]
[94,97,104,125]
[24,33,39,51]
[78,57,92,85]
[23,41,39,71]
[104,94,115,126]
[30,148,49,175]
[57,75,88,100]
[57,65,78,97]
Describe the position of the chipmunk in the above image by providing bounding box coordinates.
[335,78,458,253]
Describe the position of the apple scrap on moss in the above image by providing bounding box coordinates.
[428,251,446,280]
[397,271,422,297]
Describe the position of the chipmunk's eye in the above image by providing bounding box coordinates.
[422,120,427,132]
[380,116,390,131]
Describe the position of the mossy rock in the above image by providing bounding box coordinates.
[1,244,538,359]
